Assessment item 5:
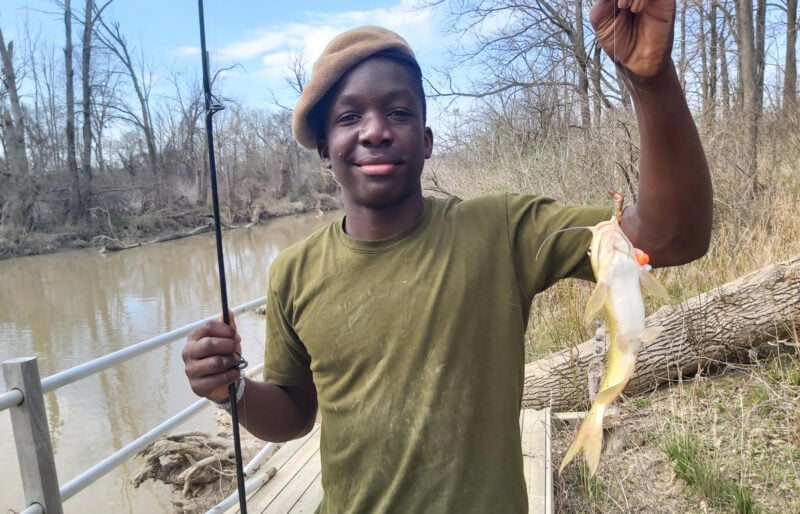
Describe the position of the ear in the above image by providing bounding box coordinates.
[317,140,332,169]
[423,127,433,159]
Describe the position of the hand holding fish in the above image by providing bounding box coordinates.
[585,0,711,267]
[590,0,676,77]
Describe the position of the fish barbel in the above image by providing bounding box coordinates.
[558,191,669,476]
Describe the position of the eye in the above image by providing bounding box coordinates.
[335,112,361,124]
[388,109,413,120]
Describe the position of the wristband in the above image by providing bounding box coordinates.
[215,370,245,410]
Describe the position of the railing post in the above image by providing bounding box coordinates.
[2,357,63,514]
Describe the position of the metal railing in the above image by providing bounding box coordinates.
[1,296,274,514]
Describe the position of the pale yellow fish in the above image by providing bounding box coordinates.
[558,191,669,476]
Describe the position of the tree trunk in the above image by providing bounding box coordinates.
[96,19,158,177]
[720,21,731,116]
[735,0,762,196]
[0,28,29,178]
[81,0,94,182]
[785,0,798,116]
[708,3,718,123]
[523,255,800,411]
[0,27,34,229]
[64,0,83,223]
[698,1,709,117]
[591,44,603,122]
[573,0,591,129]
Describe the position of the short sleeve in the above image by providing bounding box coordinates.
[262,280,314,387]
[504,193,612,298]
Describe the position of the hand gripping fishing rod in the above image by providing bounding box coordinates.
[197,1,249,512]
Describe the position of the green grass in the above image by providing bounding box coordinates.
[661,432,757,514]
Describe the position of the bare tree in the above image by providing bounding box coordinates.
[89,51,121,173]
[424,0,596,133]
[285,48,307,96]
[95,16,158,177]
[79,0,114,181]
[0,25,34,228]
[0,28,30,178]
[734,0,767,195]
[784,0,798,115]
[64,0,83,222]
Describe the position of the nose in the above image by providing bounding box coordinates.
[359,112,392,146]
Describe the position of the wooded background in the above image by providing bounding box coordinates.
[1,0,798,247]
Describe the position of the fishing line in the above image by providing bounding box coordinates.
[197,1,248,512]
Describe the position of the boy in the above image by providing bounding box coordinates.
[183,1,712,511]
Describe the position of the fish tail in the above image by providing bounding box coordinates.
[558,403,606,476]
[559,380,628,476]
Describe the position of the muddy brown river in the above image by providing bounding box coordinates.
[0,211,338,513]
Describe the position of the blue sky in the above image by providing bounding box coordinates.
[7,0,452,111]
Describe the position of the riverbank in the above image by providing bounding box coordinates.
[0,194,341,261]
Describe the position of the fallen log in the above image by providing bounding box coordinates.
[523,255,800,411]
[145,223,212,244]
[100,224,212,253]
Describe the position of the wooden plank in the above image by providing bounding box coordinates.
[544,408,553,513]
[238,409,555,514]
[254,425,319,475]
[224,425,321,514]
[264,447,321,514]
[287,474,324,513]
[2,357,63,514]
[244,425,321,514]
[520,408,552,514]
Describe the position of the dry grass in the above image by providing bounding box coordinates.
[425,109,800,512]
[552,352,800,513]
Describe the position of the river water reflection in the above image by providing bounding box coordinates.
[0,210,338,513]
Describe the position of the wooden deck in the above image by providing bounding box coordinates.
[228,408,553,513]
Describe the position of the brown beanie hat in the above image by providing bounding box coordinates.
[291,26,417,149]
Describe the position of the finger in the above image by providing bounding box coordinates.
[592,0,616,16]
[590,0,618,31]
[629,0,646,13]
[187,367,240,399]
[218,310,238,331]
[186,335,239,365]
[188,319,238,342]
[184,341,241,380]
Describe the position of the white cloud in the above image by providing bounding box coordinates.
[175,46,200,57]
[215,2,442,84]
[202,1,455,110]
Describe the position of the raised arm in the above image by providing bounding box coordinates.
[591,0,713,267]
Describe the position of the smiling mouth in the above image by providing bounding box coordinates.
[356,162,396,176]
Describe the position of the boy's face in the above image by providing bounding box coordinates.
[317,57,433,211]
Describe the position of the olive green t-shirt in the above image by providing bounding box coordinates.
[263,194,610,513]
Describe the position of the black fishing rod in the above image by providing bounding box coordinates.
[197,1,248,512]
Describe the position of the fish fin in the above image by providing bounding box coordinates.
[585,282,609,322]
[595,380,627,405]
[640,325,664,345]
[639,270,670,300]
[559,406,605,476]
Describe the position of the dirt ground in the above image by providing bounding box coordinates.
[554,357,800,513]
